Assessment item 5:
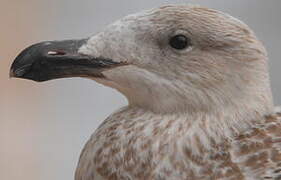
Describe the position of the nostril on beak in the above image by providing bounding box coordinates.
[47,50,66,56]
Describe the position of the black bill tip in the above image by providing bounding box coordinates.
[9,43,40,79]
[10,39,88,81]
[10,39,128,82]
[9,63,32,78]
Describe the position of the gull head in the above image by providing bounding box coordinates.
[10,5,273,114]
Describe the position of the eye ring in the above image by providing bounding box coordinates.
[169,34,192,50]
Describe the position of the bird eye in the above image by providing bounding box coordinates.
[169,34,191,50]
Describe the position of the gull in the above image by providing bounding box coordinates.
[10,4,281,180]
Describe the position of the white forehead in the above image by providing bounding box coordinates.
[78,8,156,58]
[78,4,253,59]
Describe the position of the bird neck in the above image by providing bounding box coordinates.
[122,97,274,151]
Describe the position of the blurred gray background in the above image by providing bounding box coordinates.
[0,0,280,179]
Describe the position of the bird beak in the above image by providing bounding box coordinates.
[10,39,127,82]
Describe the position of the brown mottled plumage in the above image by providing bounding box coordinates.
[10,4,280,180]
[75,109,281,180]
[75,5,278,180]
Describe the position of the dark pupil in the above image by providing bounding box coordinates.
[169,35,190,50]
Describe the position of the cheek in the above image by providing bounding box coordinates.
[101,65,166,91]
[180,51,229,78]
[102,65,147,89]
